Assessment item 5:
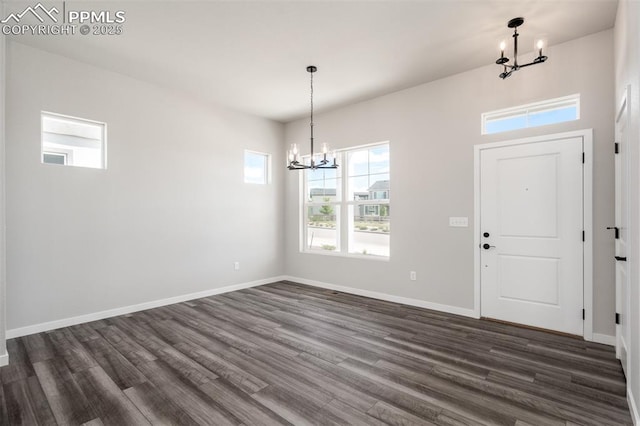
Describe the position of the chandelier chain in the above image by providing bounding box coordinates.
[310,70,314,139]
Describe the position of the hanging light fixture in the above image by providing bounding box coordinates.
[495,17,548,79]
[287,66,338,170]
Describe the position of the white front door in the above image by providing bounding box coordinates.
[615,88,630,377]
[480,136,584,336]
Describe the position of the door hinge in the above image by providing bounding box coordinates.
[582,152,585,163]
[582,309,585,320]
[616,312,620,325]
[582,230,585,242]
[615,142,619,154]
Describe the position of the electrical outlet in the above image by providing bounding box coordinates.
[449,217,469,227]
[234,262,240,271]
[410,271,417,281]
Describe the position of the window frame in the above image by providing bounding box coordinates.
[301,142,390,260]
[42,149,72,165]
[41,111,107,169]
[481,94,580,135]
[244,149,271,185]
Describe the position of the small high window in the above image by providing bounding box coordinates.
[41,112,106,169]
[482,94,580,135]
[244,150,270,184]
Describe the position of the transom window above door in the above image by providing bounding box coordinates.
[482,94,580,135]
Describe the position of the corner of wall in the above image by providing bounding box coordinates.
[629,386,640,426]
[0,0,8,363]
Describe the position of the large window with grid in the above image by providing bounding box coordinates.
[303,142,389,258]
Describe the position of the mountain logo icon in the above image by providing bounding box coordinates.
[1,3,59,24]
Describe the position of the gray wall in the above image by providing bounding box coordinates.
[614,0,640,419]
[285,30,616,336]
[5,42,285,331]
[0,3,7,364]
[2,29,619,345]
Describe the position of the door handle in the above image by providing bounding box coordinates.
[606,226,620,239]
[615,256,627,262]
[482,243,496,250]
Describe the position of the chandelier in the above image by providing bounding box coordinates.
[496,17,547,79]
[287,66,338,170]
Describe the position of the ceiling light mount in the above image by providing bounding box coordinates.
[496,17,547,79]
[287,65,338,170]
[507,17,524,28]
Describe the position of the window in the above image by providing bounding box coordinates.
[42,152,67,165]
[303,142,390,258]
[244,150,270,184]
[482,94,580,135]
[41,112,106,169]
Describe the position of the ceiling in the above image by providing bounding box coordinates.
[8,0,618,122]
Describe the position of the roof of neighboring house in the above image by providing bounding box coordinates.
[310,188,337,196]
[368,180,390,191]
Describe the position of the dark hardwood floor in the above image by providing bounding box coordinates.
[0,281,632,425]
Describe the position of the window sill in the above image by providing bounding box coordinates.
[300,249,390,262]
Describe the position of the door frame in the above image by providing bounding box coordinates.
[615,85,631,360]
[0,15,7,367]
[473,129,594,340]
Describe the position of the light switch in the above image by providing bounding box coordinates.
[449,217,469,227]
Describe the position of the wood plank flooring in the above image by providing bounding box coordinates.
[0,281,632,425]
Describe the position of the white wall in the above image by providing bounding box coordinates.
[285,30,616,337]
[5,42,284,332]
[0,1,8,365]
[614,0,640,422]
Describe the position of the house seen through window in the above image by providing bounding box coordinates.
[41,111,106,169]
[303,142,390,258]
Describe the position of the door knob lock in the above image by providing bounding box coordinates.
[483,243,496,250]
[606,226,620,239]
[483,232,490,238]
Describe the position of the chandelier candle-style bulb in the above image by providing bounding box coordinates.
[496,40,509,65]
[288,143,300,163]
[537,39,544,57]
[321,143,330,161]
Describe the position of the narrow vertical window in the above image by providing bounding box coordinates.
[244,150,270,184]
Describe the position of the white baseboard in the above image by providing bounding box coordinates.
[6,276,285,339]
[592,333,616,346]
[283,275,477,319]
[0,352,8,367]
[629,386,640,426]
